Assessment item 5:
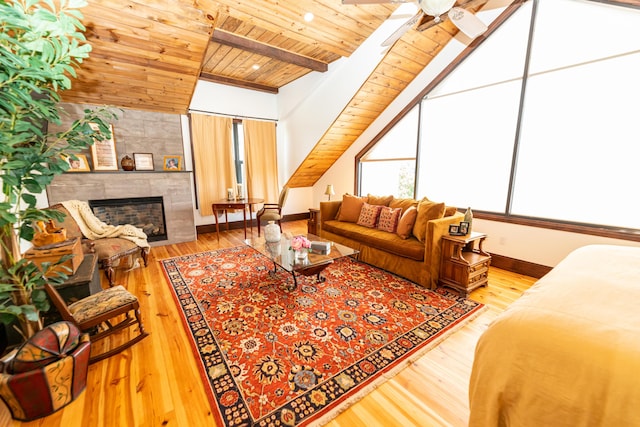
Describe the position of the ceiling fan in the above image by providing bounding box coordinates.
[342,0,489,46]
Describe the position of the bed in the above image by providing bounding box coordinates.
[469,244,640,427]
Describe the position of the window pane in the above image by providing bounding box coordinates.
[417,80,521,211]
[512,52,640,229]
[362,106,419,160]
[360,160,416,198]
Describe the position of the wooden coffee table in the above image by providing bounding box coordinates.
[244,233,358,289]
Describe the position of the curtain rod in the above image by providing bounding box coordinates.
[188,109,278,123]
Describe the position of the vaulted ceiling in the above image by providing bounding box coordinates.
[60,0,638,188]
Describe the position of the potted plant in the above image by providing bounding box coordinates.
[0,0,117,341]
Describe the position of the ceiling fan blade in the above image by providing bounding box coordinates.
[381,11,423,47]
[448,7,487,38]
[342,0,411,4]
[415,0,489,32]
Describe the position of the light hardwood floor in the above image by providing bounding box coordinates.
[1,220,537,427]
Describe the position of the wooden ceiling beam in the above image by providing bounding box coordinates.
[212,29,328,72]
[199,72,279,94]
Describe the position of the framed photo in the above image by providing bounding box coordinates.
[64,154,90,172]
[459,221,470,235]
[133,153,154,171]
[163,155,182,171]
[449,224,460,235]
[89,123,118,171]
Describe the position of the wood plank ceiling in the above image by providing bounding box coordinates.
[58,0,541,188]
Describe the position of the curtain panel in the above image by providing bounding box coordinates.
[244,120,279,210]
[190,114,235,217]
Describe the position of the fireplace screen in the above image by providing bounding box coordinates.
[89,197,167,242]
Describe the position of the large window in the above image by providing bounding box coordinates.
[357,0,640,233]
[359,106,419,198]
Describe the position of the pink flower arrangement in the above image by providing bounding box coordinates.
[290,236,311,252]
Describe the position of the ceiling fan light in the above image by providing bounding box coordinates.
[418,0,456,18]
[448,7,488,39]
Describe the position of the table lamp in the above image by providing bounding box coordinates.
[324,184,335,201]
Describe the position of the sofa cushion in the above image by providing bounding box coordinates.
[445,206,458,217]
[413,199,445,242]
[336,194,367,223]
[389,198,419,214]
[367,194,393,207]
[377,207,402,233]
[357,203,383,228]
[323,220,424,261]
[396,206,417,239]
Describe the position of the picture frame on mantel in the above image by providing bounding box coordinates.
[133,153,154,171]
[163,155,182,171]
[63,154,90,172]
[89,123,118,171]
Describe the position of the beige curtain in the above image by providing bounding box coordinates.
[244,120,279,209]
[190,114,235,216]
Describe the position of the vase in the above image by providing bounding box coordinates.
[121,155,135,171]
[264,221,281,243]
[295,249,308,261]
[464,207,473,232]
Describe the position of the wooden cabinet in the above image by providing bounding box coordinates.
[308,208,320,235]
[439,232,491,297]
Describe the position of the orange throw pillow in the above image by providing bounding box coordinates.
[396,206,417,239]
[336,194,367,223]
[367,194,393,207]
[412,199,445,242]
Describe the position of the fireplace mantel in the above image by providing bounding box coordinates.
[47,172,196,246]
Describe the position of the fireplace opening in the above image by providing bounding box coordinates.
[89,196,167,242]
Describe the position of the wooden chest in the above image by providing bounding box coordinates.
[24,237,84,276]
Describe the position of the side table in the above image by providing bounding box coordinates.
[308,208,320,235]
[439,232,491,297]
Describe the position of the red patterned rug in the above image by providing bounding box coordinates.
[161,246,484,427]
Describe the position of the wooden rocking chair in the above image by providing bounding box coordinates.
[44,282,149,364]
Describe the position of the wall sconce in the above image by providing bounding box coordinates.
[324,184,335,201]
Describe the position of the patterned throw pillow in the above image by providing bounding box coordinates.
[357,203,383,228]
[377,207,402,233]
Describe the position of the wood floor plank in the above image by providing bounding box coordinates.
[0,220,536,426]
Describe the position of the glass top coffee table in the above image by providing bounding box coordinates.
[244,233,358,289]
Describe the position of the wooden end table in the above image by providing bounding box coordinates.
[439,232,491,297]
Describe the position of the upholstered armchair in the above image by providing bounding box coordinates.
[256,186,289,237]
[47,203,149,286]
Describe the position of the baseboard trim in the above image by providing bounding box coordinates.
[196,213,308,235]
[490,253,551,279]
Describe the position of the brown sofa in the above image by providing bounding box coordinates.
[318,195,463,289]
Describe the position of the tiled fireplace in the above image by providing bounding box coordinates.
[89,196,167,242]
[46,172,196,246]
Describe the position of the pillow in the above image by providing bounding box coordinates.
[377,207,402,233]
[396,206,417,239]
[367,194,393,207]
[336,194,367,223]
[357,203,383,228]
[444,206,458,217]
[389,198,419,214]
[412,199,445,242]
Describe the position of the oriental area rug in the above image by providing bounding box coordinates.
[160,246,484,427]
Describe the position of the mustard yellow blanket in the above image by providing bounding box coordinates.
[61,200,150,249]
[469,244,640,427]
